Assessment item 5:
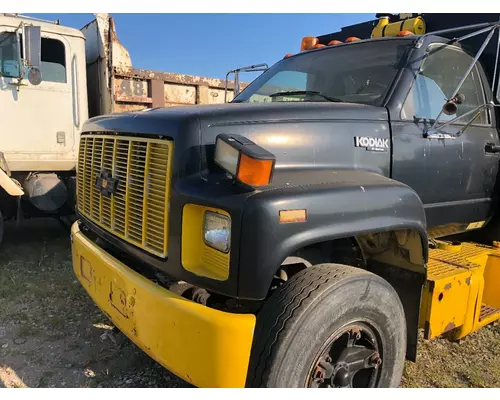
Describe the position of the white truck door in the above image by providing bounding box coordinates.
[0,28,75,166]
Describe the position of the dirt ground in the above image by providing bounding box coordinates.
[1,219,499,388]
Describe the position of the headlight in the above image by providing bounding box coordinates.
[214,133,276,187]
[214,138,240,176]
[203,211,231,253]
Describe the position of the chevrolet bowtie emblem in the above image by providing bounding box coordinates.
[95,169,118,197]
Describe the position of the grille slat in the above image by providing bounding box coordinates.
[77,135,172,257]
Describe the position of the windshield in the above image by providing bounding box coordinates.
[0,31,21,78]
[233,39,412,106]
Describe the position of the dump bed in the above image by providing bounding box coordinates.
[81,14,246,117]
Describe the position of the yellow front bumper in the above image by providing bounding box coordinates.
[71,222,256,388]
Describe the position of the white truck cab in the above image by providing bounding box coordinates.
[0,14,88,243]
[1,14,88,172]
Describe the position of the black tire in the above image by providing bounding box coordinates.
[246,263,406,388]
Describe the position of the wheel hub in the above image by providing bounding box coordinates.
[308,323,382,388]
[332,367,350,387]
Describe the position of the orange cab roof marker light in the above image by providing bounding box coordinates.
[397,30,414,37]
[328,40,343,46]
[345,36,361,43]
[283,53,294,59]
[313,43,326,49]
[301,36,319,51]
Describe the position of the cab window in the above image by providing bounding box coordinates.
[40,37,66,83]
[0,32,21,78]
[402,43,488,125]
[0,32,66,83]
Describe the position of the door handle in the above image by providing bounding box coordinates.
[485,143,500,154]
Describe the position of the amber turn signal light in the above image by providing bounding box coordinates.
[237,153,274,187]
[214,133,276,188]
[279,209,307,224]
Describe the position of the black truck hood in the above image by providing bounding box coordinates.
[83,101,387,133]
[82,102,391,180]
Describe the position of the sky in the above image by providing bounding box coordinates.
[25,13,374,80]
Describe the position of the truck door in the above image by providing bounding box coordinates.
[392,43,500,234]
[0,28,75,163]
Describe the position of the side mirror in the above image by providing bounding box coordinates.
[23,25,41,68]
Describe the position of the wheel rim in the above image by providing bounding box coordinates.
[306,322,383,388]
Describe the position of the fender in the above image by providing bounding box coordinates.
[0,168,24,197]
[238,170,428,300]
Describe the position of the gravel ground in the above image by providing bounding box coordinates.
[0,218,499,388]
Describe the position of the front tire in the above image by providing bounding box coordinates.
[246,263,407,388]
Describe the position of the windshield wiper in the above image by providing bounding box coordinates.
[268,90,343,102]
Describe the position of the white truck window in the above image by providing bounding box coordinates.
[0,32,20,78]
[40,37,66,83]
[0,33,66,83]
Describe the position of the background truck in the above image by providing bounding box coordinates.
[0,13,245,245]
[71,13,500,388]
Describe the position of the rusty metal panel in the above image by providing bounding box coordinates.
[164,103,191,108]
[164,83,196,105]
[209,88,233,104]
[114,78,149,103]
[111,68,249,111]
[115,67,247,90]
[114,103,149,113]
[151,79,164,108]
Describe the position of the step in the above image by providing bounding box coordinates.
[420,242,500,340]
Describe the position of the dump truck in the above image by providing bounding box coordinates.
[0,13,244,245]
[71,13,500,388]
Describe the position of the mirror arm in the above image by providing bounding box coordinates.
[425,104,485,138]
[455,111,483,137]
[452,24,497,44]
[430,26,497,131]
[224,71,231,103]
[224,64,269,103]
[493,24,500,102]
[449,26,497,100]
[415,22,497,48]
[425,103,500,139]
